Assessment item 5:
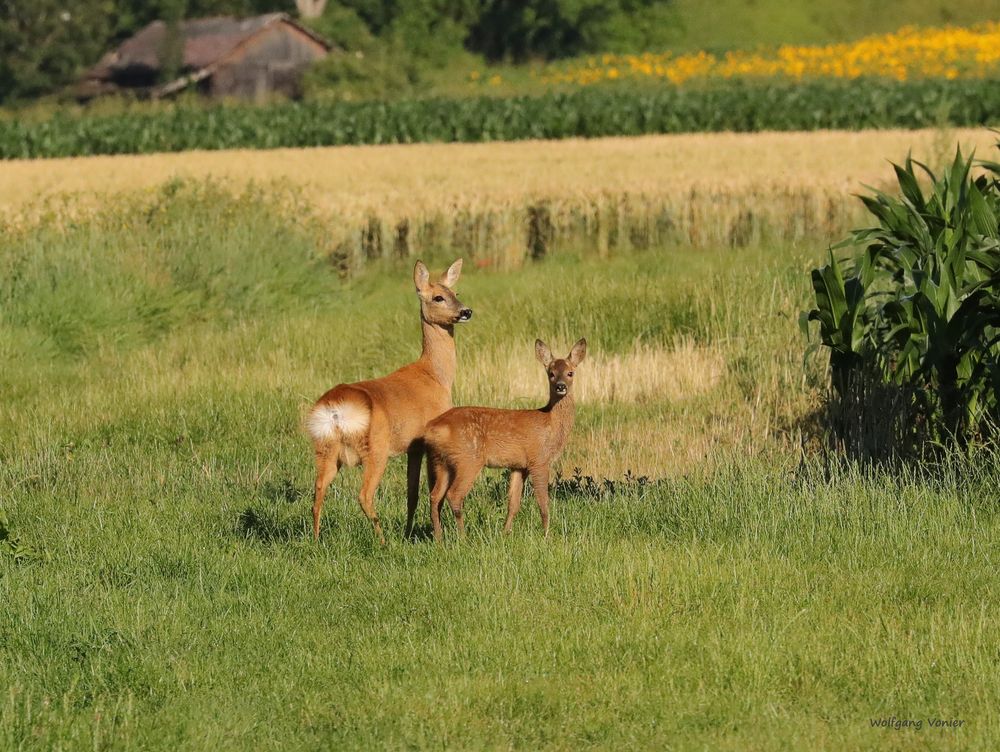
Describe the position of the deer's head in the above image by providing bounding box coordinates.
[414,259,472,327]
[536,338,587,401]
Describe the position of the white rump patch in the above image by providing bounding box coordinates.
[306,401,370,442]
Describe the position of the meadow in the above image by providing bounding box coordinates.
[2,131,999,749]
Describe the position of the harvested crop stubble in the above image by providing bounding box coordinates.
[460,339,724,406]
[3,128,994,268]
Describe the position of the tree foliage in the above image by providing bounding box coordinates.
[0,0,115,101]
[0,0,676,103]
[467,0,679,61]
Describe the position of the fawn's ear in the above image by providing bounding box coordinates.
[440,258,463,288]
[535,339,553,367]
[568,338,588,366]
[414,260,431,294]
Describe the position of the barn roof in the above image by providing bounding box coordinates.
[86,13,331,82]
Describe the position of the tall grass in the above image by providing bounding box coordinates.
[0,176,865,275]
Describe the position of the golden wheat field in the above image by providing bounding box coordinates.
[4,128,996,269]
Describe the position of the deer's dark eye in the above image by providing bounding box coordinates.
[567,372,574,377]
[432,295,445,303]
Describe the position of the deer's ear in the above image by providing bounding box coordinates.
[568,338,588,366]
[535,339,553,367]
[440,258,463,288]
[413,260,430,293]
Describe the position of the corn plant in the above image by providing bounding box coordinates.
[805,148,1000,458]
[4,78,1000,158]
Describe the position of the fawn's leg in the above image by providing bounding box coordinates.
[312,442,341,541]
[504,469,525,533]
[528,465,551,537]
[404,442,424,539]
[445,472,478,539]
[358,450,388,545]
[429,464,451,543]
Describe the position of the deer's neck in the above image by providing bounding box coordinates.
[419,318,457,390]
[542,394,576,455]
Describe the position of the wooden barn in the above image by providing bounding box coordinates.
[81,13,332,101]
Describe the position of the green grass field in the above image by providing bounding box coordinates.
[661,0,1000,50]
[2,185,997,749]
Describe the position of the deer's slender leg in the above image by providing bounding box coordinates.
[429,463,451,543]
[528,465,551,537]
[445,471,478,539]
[312,442,341,541]
[358,450,388,545]
[504,469,525,533]
[404,442,424,539]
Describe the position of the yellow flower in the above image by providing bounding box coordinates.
[540,21,1000,86]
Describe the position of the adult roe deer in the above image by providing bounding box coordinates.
[423,338,587,540]
[305,260,472,542]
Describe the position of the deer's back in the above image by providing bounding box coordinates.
[425,406,551,469]
[318,361,451,455]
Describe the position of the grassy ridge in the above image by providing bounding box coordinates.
[661,0,1000,50]
[6,78,1000,159]
[2,186,996,749]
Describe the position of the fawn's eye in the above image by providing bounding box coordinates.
[432,295,445,303]
[568,372,574,377]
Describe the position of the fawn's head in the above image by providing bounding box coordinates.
[536,338,588,401]
[414,259,472,327]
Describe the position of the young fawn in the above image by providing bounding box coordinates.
[305,259,472,543]
[424,338,587,540]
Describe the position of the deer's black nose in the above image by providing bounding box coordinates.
[555,383,568,395]
[458,308,473,321]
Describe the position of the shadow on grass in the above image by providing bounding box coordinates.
[260,478,306,504]
[406,524,437,544]
[551,468,652,500]
[232,478,311,543]
[235,507,304,544]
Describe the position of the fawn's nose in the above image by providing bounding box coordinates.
[458,308,473,321]
[555,383,568,395]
